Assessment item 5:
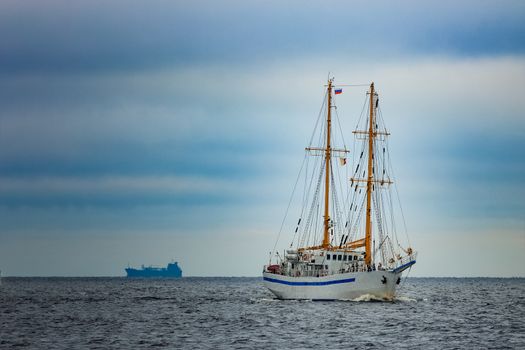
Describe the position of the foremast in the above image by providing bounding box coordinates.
[364,83,375,267]
[347,83,393,266]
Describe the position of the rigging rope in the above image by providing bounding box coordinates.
[308,90,328,147]
[300,160,325,248]
[271,154,307,259]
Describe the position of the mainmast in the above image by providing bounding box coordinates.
[364,82,375,266]
[322,79,333,248]
[302,78,349,252]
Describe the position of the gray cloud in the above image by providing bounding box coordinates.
[0,0,524,75]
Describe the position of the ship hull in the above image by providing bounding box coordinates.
[125,268,181,278]
[263,270,402,300]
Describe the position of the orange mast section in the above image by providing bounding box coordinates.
[365,82,375,266]
[322,79,333,248]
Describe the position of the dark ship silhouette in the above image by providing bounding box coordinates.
[125,262,182,278]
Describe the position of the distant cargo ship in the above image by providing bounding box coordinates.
[125,262,182,278]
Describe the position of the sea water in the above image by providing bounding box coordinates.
[1,277,523,349]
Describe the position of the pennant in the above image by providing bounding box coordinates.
[334,88,343,95]
[340,157,347,166]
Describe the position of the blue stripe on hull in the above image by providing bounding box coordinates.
[392,260,416,274]
[263,276,355,286]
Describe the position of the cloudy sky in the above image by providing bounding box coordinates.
[0,0,523,276]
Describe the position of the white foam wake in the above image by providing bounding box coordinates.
[351,293,391,302]
[395,295,417,302]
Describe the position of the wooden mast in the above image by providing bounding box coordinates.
[322,79,333,248]
[365,82,375,266]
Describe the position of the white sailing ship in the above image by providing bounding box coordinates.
[263,79,416,300]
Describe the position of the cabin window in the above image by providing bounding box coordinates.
[325,265,328,269]
[333,254,337,260]
[327,254,331,260]
[354,256,358,260]
[338,255,342,261]
[291,263,294,269]
[343,255,347,261]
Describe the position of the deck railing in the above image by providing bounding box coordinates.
[264,253,417,277]
[389,252,417,270]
